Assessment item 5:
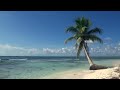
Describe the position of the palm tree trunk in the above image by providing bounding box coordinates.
[83,43,94,66]
[83,43,109,70]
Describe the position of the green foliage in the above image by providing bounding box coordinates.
[65,17,103,58]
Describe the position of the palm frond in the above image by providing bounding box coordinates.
[75,17,81,26]
[87,35,103,43]
[87,28,102,35]
[64,37,75,44]
[66,26,78,34]
[75,17,91,33]
[65,17,103,59]
[81,17,91,27]
[84,19,91,32]
[86,19,92,27]
[80,26,87,33]
[77,37,82,43]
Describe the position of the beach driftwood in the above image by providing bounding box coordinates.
[89,64,110,70]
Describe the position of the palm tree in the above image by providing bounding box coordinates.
[65,17,108,70]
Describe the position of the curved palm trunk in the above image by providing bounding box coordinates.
[83,43,94,66]
[83,42,109,70]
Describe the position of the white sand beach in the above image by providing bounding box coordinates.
[42,66,120,79]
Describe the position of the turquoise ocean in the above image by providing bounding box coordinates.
[0,56,120,79]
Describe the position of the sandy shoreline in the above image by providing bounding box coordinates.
[42,66,120,79]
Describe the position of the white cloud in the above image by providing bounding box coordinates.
[42,47,77,55]
[89,42,120,56]
[42,42,120,56]
[104,37,112,42]
[85,40,93,44]
[0,44,42,56]
[0,44,77,56]
[1,41,120,56]
[118,42,120,46]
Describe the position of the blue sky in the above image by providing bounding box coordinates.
[0,11,120,56]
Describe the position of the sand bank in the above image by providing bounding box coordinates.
[42,67,120,79]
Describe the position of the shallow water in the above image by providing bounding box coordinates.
[0,56,120,79]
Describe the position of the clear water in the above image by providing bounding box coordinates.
[0,56,120,79]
